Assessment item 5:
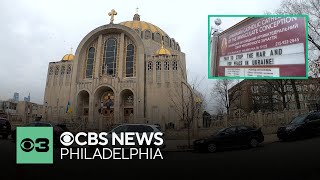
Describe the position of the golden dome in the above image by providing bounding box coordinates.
[62,54,75,61]
[119,20,168,37]
[155,47,171,56]
[155,41,171,56]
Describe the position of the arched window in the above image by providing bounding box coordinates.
[154,33,161,43]
[164,61,169,82]
[147,61,153,83]
[176,43,180,51]
[156,61,161,70]
[66,64,72,74]
[164,61,169,70]
[61,66,65,75]
[156,61,161,83]
[147,61,153,71]
[172,61,178,70]
[55,66,60,75]
[86,47,95,78]
[49,66,53,75]
[145,30,151,39]
[125,44,134,77]
[171,39,176,48]
[103,38,117,76]
[164,36,169,46]
[172,60,178,82]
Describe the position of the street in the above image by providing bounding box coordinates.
[1,136,320,179]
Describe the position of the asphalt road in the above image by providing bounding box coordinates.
[1,136,320,179]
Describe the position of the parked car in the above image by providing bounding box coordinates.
[0,118,11,139]
[92,123,166,150]
[11,121,68,145]
[193,125,264,153]
[277,112,320,141]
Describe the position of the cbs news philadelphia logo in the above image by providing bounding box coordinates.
[16,127,53,164]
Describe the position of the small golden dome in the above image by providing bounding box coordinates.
[155,41,171,56]
[156,48,171,56]
[62,54,75,61]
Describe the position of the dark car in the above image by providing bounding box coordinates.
[193,125,264,153]
[0,118,11,139]
[11,121,68,145]
[277,112,320,141]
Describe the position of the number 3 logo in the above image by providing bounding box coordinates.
[35,138,49,152]
[20,138,49,152]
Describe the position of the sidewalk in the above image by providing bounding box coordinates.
[163,134,278,152]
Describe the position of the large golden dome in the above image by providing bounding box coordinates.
[120,20,168,37]
[62,54,75,61]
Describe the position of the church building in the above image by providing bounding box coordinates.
[43,9,193,130]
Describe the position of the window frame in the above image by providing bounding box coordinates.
[103,37,118,77]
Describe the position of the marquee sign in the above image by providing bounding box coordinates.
[212,16,307,78]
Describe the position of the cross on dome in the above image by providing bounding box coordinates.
[108,9,117,24]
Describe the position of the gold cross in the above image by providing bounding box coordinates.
[108,9,117,24]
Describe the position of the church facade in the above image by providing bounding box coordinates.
[43,10,193,130]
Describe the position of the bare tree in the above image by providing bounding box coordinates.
[269,0,320,77]
[273,0,320,50]
[211,80,240,115]
[290,79,301,109]
[266,0,320,108]
[264,80,295,110]
[168,75,205,148]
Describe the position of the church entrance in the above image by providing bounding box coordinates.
[94,86,115,128]
[100,91,115,118]
[120,89,134,123]
[77,90,89,125]
[124,108,133,123]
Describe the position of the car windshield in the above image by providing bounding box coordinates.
[290,114,308,124]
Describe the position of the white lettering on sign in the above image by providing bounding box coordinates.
[219,43,304,66]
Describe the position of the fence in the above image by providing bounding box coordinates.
[164,108,310,140]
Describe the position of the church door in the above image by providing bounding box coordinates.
[100,91,115,126]
[124,108,133,123]
[120,89,134,123]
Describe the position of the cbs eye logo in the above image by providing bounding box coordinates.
[20,138,50,152]
[60,132,74,146]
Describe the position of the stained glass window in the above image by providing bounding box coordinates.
[103,38,117,76]
[125,44,134,77]
[86,47,95,78]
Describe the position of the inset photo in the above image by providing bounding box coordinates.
[208,15,308,79]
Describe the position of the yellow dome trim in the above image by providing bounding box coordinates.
[148,24,158,33]
[124,21,132,27]
[120,20,167,37]
[140,21,149,31]
[62,54,75,61]
[132,21,140,29]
